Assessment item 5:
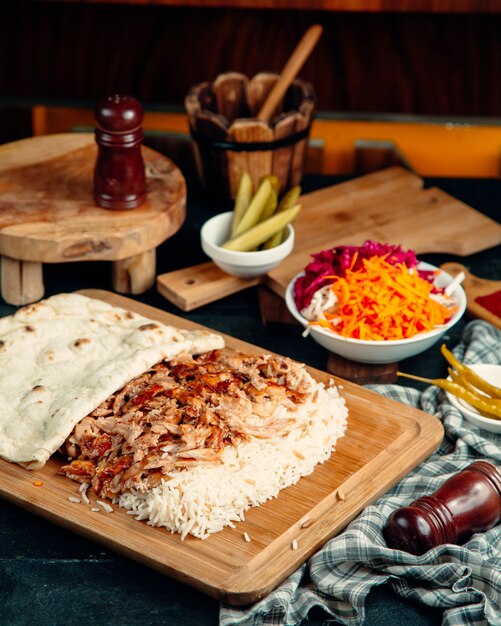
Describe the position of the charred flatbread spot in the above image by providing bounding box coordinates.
[138,323,160,332]
[19,303,39,316]
[0,340,5,351]
[24,325,35,332]
[73,338,91,348]
[125,312,134,320]
[32,385,45,392]
[114,313,122,320]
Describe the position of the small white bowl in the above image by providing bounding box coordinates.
[285,262,467,364]
[200,211,294,278]
[445,364,501,434]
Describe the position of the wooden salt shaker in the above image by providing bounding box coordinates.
[93,94,146,210]
[384,461,501,555]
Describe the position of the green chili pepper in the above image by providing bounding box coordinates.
[397,371,501,420]
[440,344,501,399]
[448,367,477,395]
[448,368,501,406]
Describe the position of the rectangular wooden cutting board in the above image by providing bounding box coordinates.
[0,290,443,605]
[157,166,501,310]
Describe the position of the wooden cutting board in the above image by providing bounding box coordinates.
[157,166,501,310]
[0,290,443,605]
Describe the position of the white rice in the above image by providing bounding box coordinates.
[79,483,90,504]
[119,382,348,540]
[97,500,114,513]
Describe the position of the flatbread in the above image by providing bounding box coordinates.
[0,293,224,468]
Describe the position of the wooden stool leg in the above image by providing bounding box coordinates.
[0,256,45,305]
[112,249,156,294]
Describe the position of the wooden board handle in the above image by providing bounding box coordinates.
[157,262,261,311]
[257,24,323,122]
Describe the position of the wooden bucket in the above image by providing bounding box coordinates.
[185,72,316,204]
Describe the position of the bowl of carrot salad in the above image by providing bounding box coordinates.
[285,241,466,364]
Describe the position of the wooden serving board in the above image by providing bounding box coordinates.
[441,262,501,329]
[0,290,443,605]
[0,134,186,305]
[157,166,501,311]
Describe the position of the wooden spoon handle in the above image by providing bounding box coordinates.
[257,24,323,123]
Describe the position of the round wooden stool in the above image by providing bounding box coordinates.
[0,133,186,305]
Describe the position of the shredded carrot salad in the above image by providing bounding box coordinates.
[310,254,456,341]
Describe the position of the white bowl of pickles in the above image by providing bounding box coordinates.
[201,211,294,278]
[200,174,300,279]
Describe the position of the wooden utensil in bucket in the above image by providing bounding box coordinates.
[185,25,322,203]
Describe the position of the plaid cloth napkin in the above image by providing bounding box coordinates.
[220,321,501,626]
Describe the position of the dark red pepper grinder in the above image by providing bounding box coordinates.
[93,94,146,210]
[384,461,501,555]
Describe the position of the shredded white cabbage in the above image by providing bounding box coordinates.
[300,286,338,322]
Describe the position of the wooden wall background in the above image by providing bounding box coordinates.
[1,1,500,144]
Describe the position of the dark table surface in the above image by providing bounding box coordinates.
[0,172,499,626]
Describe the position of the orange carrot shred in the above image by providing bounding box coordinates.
[313,256,456,341]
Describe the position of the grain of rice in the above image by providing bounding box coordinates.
[243,532,251,543]
[91,507,100,512]
[97,500,114,513]
[337,487,346,501]
[118,382,348,540]
[300,518,313,529]
[79,483,90,504]
[291,539,298,550]
[67,496,80,503]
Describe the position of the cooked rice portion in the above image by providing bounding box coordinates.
[121,383,347,539]
[60,350,348,539]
